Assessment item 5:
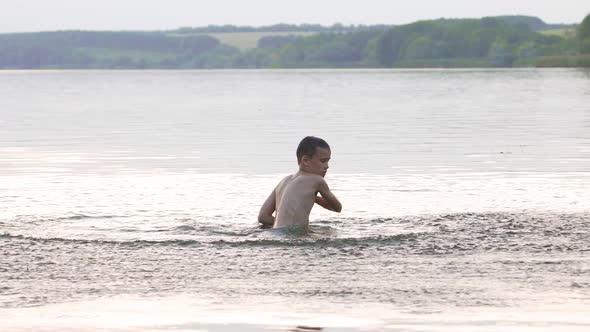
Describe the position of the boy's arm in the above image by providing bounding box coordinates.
[316,178,342,213]
[315,196,336,211]
[258,189,276,227]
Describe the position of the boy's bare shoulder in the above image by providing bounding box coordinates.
[275,174,296,190]
[278,174,294,184]
[307,173,325,181]
[299,173,326,185]
[280,173,325,187]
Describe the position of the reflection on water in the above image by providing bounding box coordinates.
[1,69,589,174]
[1,295,589,331]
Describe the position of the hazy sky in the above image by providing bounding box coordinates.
[2,0,588,33]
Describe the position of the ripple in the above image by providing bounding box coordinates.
[2,212,589,253]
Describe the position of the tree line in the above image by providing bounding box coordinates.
[580,14,590,53]
[173,23,391,34]
[0,15,587,69]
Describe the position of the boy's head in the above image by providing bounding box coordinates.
[296,136,331,177]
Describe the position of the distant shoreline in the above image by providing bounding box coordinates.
[1,15,588,69]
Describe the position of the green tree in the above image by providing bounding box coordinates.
[579,13,590,53]
[375,29,405,67]
[489,37,515,67]
[403,36,433,59]
[179,35,219,54]
[362,37,379,66]
[278,44,305,67]
[307,40,362,63]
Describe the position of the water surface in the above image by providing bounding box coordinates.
[1,69,589,331]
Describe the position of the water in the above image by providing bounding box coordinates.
[1,69,589,331]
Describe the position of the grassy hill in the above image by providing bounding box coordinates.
[494,15,574,31]
[540,28,576,38]
[168,31,317,50]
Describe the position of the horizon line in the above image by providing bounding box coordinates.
[0,14,581,35]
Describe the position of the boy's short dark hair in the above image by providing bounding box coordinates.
[296,136,330,163]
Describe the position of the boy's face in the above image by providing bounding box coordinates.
[301,147,331,177]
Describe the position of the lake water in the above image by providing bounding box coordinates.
[1,69,589,331]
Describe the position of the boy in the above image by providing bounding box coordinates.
[258,136,342,229]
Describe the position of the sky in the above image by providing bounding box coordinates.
[1,0,588,33]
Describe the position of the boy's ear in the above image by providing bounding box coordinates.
[300,155,310,165]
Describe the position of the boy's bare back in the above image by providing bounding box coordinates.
[258,137,342,229]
